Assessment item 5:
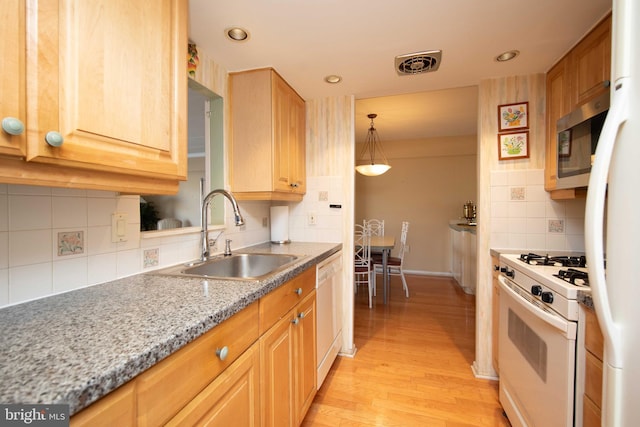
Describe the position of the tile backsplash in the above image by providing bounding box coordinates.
[0,175,344,308]
[489,169,586,252]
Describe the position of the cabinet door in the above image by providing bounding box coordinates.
[273,74,293,192]
[545,57,571,191]
[570,15,611,107]
[260,311,295,426]
[70,382,136,427]
[166,343,261,427]
[0,0,27,157]
[295,292,317,424]
[26,0,187,179]
[290,92,306,194]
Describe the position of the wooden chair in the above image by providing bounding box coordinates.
[354,224,374,308]
[373,221,409,298]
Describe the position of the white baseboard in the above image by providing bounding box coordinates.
[403,269,453,277]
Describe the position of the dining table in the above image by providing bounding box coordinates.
[370,235,395,304]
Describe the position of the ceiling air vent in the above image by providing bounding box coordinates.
[395,50,442,75]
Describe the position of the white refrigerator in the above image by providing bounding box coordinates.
[585,0,640,425]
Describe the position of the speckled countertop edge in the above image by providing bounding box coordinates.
[0,241,341,415]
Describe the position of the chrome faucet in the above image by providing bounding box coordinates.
[200,189,245,261]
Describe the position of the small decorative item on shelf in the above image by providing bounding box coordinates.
[187,43,199,78]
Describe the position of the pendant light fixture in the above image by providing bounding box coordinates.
[355,113,391,176]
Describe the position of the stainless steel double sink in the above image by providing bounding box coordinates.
[154,253,300,281]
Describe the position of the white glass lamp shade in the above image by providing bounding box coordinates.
[355,163,391,176]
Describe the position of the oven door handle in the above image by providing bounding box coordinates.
[499,275,574,338]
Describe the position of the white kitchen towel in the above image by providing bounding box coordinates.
[270,206,290,243]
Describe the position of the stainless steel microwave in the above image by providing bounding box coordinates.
[556,91,610,190]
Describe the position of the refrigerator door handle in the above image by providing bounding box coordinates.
[585,78,630,369]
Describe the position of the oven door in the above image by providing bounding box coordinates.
[498,275,577,427]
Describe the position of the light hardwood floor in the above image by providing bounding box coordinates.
[302,274,511,427]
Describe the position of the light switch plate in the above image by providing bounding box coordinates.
[111,213,128,242]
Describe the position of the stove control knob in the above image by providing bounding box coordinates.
[541,292,554,304]
[494,265,500,271]
[500,267,507,273]
[531,285,542,296]
[506,269,515,278]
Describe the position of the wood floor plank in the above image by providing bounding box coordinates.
[302,275,510,426]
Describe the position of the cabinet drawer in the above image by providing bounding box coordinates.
[166,342,260,426]
[585,307,604,360]
[585,350,603,408]
[259,267,316,334]
[137,301,259,426]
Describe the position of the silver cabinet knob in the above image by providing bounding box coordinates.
[216,346,229,361]
[294,288,303,296]
[45,131,64,147]
[2,117,25,136]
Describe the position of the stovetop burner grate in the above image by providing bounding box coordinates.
[519,253,587,268]
[554,268,589,287]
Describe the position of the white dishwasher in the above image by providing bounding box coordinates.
[316,250,343,389]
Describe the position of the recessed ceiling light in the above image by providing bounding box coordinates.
[496,50,520,62]
[324,75,342,84]
[225,27,249,42]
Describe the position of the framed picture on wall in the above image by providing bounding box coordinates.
[498,101,529,132]
[498,131,530,160]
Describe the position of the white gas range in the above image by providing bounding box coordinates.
[498,252,591,427]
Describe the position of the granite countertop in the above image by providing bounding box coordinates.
[0,241,341,415]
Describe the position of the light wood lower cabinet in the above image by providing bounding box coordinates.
[70,381,136,427]
[71,267,318,427]
[260,291,317,427]
[491,255,500,374]
[259,267,317,426]
[582,305,604,427]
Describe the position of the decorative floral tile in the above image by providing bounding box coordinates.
[144,248,159,268]
[58,231,84,256]
[548,219,565,233]
[510,187,526,201]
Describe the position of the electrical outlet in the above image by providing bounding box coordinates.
[308,212,317,225]
[319,191,329,201]
[262,217,269,227]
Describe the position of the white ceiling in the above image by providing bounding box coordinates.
[188,0,611,142]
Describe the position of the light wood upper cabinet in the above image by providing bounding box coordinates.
[1,0,187,194]
[0,0,27,157]
[544,13,611,198]
[230,68,306,201]
[27,0,187,178]
[544,57,571,192]
[570,16,612,107]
